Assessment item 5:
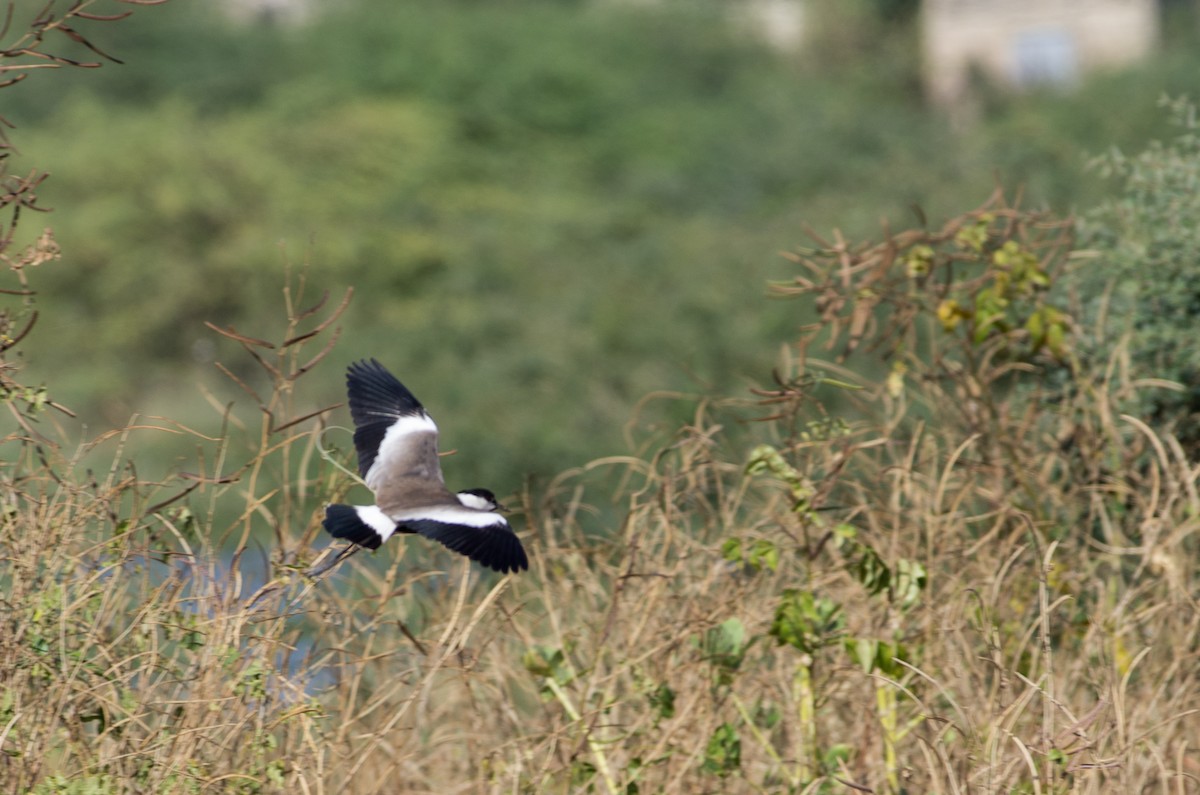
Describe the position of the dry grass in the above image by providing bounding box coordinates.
[3,199,1200,795]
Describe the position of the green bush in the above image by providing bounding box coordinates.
[1077,98,1200,443]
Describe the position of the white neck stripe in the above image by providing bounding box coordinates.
[456,492,493,511]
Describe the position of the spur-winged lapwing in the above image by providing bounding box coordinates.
[313,359,528,576]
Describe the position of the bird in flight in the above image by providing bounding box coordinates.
[310,358,528,576]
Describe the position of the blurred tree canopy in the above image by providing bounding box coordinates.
[7,0,1200,485]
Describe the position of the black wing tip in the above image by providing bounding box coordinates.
[345,358,424,416]
[495,542,530,574]
[323,504,384,550]
[479,539,528,574]
[492,531,530,574]
[479,544,529,574]
[346,357,389,380]
[346,359,406,393]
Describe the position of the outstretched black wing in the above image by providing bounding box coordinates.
[404,517,529,574]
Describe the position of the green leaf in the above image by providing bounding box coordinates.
[954,214,993,252]
[894,558,927,609]
[648,682,676,720]
[846,637,878,673]
[723,537,779,573]
[747,538,779,572]
[844,637,910,677]
[182,629,205,652]
[822,743,853,771]
[701,722,741,777]
[936,298,962,332]
[522,645,574,685]
[769,589,844,654]
[754,700,782,730]
[720,537,742,564]
[1046,321,1066,357]
[833,523,858,543]
[904,244,935,277]
[1025,307,1045,347]
[569,760,597,789]
[698,619,748,685]
[875,640,905,678]
[849,543,891,597]
[746,445,813,509]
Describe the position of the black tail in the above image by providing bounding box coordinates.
[323,504,384,550]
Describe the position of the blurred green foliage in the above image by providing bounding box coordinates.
[7,0,1200,487]
[1078,98,1200,444]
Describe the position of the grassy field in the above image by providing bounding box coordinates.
[3,195,1198,793]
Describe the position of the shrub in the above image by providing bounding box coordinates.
[1078,98,1200,447]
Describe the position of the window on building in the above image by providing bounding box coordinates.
[1012,27,1079,87]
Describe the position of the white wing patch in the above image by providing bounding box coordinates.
[356,505,399,542]
[391,504,508,529]
[364,412,440,490]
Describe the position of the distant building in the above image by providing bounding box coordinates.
[222,0,311,23]
[615,0,807,49]
[742,0,807,49]
[922,0,1159,104]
